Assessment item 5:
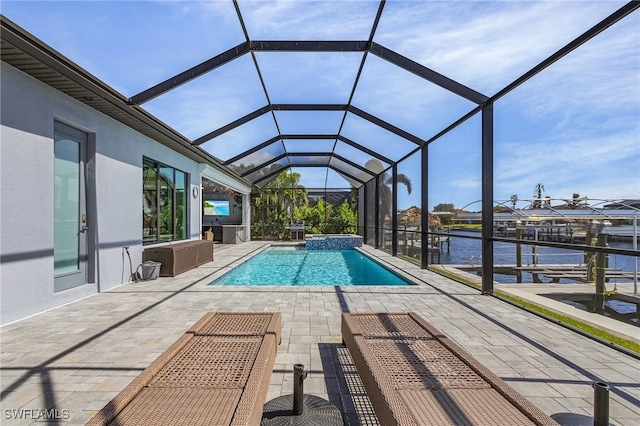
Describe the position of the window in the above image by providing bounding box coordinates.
[143,158,188,243]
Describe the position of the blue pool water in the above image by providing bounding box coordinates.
[211,247,411,286]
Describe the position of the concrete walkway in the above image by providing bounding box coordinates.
[1,242,638,425]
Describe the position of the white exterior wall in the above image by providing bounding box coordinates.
[0,63,237,325]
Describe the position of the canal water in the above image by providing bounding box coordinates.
[438,231,637,282]
[437,231,638,320]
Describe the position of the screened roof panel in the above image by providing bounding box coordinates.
[283,139,336,153]
[0,1,246,97]
[493,16,639,203]
[352,55,478,141]
[142,55,266,140]
[334,170,366,188]
[428,114,482,210]
[253,173,277,188]
[255,52,363,103]
[243,159,289,182]
[3,0,636,195]
[329,157,373,182]
[290,167,351,188]
[374,1,627,96]
[238,1,380,40]
[250,163,291,187]
[341,113,418,162]
[228,140,286,171]
[274,111,344,134]
[199,113,279,162]
[332,140,390,171]
[289,155,331,166]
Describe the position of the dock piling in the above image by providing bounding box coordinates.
[594,233,608,311]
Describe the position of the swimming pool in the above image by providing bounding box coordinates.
[211,247,412,286]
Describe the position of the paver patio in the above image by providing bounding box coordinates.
[1,242,638,425]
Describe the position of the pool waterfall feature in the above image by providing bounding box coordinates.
[305,234,363,250]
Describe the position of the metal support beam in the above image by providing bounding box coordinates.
[338,135,394,166]
[195,104,347,145]
[193,105,271,145]
[491,1,640,104]
[249,40,369,52]
[369,42,489,105]
[328,165,366,186]
[272,104,348,111]
[421,143,429,269]
[281,134,337,140]
[288,152,333,157]
[227,134,384,184]
[481,103,494,294]
[249,162,366,187]
[375,175,380,249]
[392,164,398,256]
[252,164,289,186]
[224,136,281,165]
[349,106,424,146]
[240,153,287,177]
[362,183,368,244]
[331,153,375,178]
[129,42,251,105]
[195,102,426,149]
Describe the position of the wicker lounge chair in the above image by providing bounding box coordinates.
[342,312,559,426]
[87,312,281,426]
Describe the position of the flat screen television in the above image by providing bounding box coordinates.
[203,200,230,216]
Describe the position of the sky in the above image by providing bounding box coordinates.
[2,0,638,211]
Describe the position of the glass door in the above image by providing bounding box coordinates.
[54,122,87,291]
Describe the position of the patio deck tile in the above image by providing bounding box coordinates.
[1,242,639,425]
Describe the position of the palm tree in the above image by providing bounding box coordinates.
[364,159,412,228]
[252,169,308,238]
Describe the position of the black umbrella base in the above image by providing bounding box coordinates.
[261,394,343,425]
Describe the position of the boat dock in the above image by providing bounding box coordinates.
[447,263,638,284]
[429,264,640,333]
[516,265,638,284]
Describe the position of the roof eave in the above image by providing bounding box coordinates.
[0,15,255,190]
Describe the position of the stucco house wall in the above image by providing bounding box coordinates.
[0,62,241,325]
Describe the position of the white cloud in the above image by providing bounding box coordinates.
[352,55,477,139]
[495,129,640,201]
[374,1,628,94]
[255,51,362,103]
[506,17,639,130]
[237,0,378,40]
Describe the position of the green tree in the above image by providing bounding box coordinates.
[433,203,455,212]
[295,198,329,234]
[251,169,308,239]
[432,203,455,226]
[326,199,358,234]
